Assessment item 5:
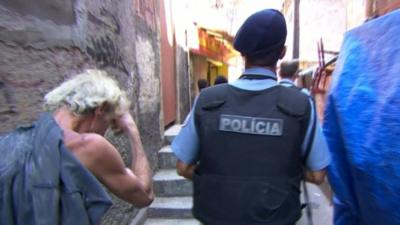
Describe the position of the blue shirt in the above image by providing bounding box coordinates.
[172,68,330,171]
[279,78,311,95]
[279,78,296,87]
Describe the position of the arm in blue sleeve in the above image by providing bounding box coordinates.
[306,120,331,171]
[302,98,331,171]
[171,99,200,165]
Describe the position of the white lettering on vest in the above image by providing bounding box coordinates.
[220,117,231,130]
[219,114,283,136]
[231,119,241,131]
[242,119,251,132]
[270,123,281,135]
[255,121,265,133]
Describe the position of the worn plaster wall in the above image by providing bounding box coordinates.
[284,0,347,62]
[283,1,295,60]
[168,0,191,121]
[299,0,347,61]
[176,46,191,121]
[0,0,162,224]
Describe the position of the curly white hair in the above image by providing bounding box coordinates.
[44,69,130,117]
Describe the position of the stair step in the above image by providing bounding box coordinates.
[147,197,194,219]
[158,146,177,169]
[164,124,182,144]
[144,218,200,225]
[128,208,147,225]
[153,169,193,197]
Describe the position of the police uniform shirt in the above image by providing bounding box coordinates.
[279,78,296,87]
[172,67,331,171]
[279,78,311,95]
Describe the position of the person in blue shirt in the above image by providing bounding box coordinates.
[278,59,300,86]
[172,9,330,225]
[278,59,310,95]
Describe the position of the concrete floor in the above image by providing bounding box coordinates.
[297,181,333,225]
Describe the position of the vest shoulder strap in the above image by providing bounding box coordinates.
[303,97,317,163]
[277,86,314,163]
[195,84,229,111]
[194,84,229,131]
[277,86,310,117]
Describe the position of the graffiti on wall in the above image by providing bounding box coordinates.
[86,7,129,75]
[87,8,121,34]
[135,0,157,31]
[86,35,129,75]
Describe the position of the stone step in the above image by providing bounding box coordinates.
[144,218,200,225]
[297,182,333,225]
[129,208,147,225]
[153,169,193,197]
[147,197,194,219]
[158,146,177,169]
[164,124,182,144]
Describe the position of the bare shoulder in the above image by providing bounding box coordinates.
[68,133,122,173]
[82,133,112,151]
[81,133,121,160]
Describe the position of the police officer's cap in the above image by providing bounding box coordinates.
[234,9,287,58]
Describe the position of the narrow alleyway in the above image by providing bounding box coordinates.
[4,1,397,224]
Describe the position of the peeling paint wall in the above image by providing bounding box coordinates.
[175,46,191,120]
[284,0,347,62]
[299,0,347,61]
[0,0,163,224]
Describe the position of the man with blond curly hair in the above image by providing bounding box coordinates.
[0,69,154,225]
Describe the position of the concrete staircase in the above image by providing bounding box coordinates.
[143,125,201,225]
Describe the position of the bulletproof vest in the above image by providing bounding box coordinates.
[192,84,311,225]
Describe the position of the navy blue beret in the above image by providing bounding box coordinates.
[234,9,287,57]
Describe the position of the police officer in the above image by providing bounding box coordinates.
[172,9,330,225]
